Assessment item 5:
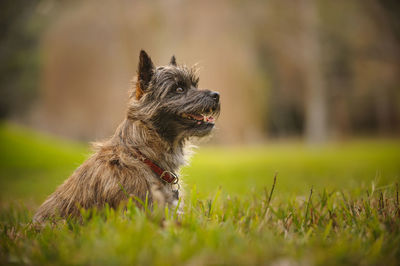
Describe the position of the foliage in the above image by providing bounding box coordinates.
[0,0,49,118]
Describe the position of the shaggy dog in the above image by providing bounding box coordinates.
[33,50,220,222]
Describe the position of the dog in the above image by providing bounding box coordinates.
[33,50,220,222]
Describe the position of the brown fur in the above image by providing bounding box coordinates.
[33,51,220,222]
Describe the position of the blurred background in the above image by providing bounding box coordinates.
[0,0,400,210]
[1,3,400,264]
[1,0,399,145]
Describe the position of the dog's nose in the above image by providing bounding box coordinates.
[210,91,220,103]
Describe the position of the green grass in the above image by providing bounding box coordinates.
[1,122,400,265]
[0,123,88,203]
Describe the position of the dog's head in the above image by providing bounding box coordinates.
[128,50,220,144]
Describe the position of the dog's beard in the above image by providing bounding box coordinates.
[176,112,216,137]
[149,105,219,143]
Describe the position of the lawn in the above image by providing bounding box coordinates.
[0,122,399,265]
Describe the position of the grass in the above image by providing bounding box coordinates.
[0,122,400,265]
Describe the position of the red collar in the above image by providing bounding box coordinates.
[133,149,179,184]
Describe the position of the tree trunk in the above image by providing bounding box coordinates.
[300,0,328,144]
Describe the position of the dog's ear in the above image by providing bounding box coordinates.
[136,50,155,100]
[170,55,177,66]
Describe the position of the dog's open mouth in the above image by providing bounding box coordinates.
[180,113,215,125]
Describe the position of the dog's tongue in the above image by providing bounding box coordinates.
[191,114,204,121]
[206,116,215,123]
[189,113,215,123]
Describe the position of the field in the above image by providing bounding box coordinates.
[1,122,399,265]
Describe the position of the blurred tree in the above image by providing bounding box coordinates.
[0,0,44,118]
[258,0,400,141]
[376,0,400,41]
[1,0,399,142]
[364,0,400,135]
[300,0,328,144]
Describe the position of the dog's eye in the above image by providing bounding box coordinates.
[176,87,184,93]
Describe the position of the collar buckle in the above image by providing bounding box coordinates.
[160,170,179,184]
